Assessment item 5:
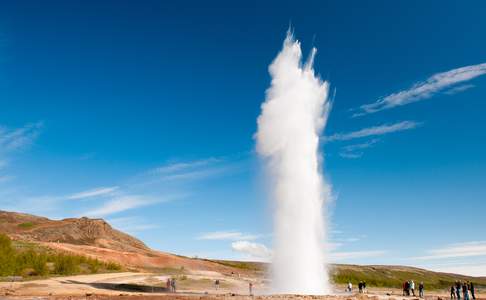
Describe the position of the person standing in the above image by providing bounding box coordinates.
[451,285,456,299]
[358,281,363,293]
[171,278,176,293]
[469,282,475,300]
[215,279,220,290]
[456,281,462,299]
[249,282,253,296]
[347,282,353,292]
[419,282,424,298]
[410,280,415,296]
[166,278,171,292]
[463,282,469,300]
[363,281,367,293]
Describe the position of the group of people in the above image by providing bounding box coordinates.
[165,278,177,293]
[450,281,475,300]
[403,280,424,297]
[346,281,367,293]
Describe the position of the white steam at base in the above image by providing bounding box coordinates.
[255,32,331,295]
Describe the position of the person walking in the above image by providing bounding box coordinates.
[469,282,475,300]
[347,282,353,292]
[463,282,469,300]
[363,281,367,293]
[410,280,415,296]
[451,285,456,299]
[249,282,253,296]
[456,281,462,299]
[358,281,363,293]
[215,279,220,290]
[419,282,424,298]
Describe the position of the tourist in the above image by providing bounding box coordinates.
[451,285,456,299]
[166,278,171,292]
[469,282,475,300]
[249,282,253,296]
[171,278,177,293]
[463,281,469,300]
[347,282,352,292]
[419,282,424,298]
[456,281,462,299]
[403,281,408,296]
[358,281,363,293]
[410,280,415,296]
[363,281,367,293]
[215,279,220,290]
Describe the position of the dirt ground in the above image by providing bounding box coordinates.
[0,272,484,300]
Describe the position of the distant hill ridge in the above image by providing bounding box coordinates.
[0,210,148,252]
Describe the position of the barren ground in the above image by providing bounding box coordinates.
[1,272,484,300]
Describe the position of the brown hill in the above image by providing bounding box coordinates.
[0,210,238,274]
[0,210,148,252]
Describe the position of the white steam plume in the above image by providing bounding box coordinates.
[255,31,331,295]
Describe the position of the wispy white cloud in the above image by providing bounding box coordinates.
[424,262,486,277]
[82,195,168,217]
[330,250,387,261]
[231,241,272,260]
[147,156,240,183]
[444,84,475,95]
[0,121,43,152]
[354,63,486,116]
[327,121,420,142]
[339,139,380,159]
[414,241,486,260]
[68,186,119,200]
[153,158,221,175]
[197,230,261,241]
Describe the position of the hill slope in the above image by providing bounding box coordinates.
[0,210,236,274]
[0,211,148,252]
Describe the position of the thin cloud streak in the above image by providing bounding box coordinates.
[354,63,486,116]
[327,121,420,142]
[153,158,221,175]
[329,250,387,261]
[68,186,119,200]
[197,231,261,241]
[0,121,43,152]
[339,139,380,159]
[414,241,486,260]
[82,195,171,217]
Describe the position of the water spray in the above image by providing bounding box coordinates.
[256,31,331,295]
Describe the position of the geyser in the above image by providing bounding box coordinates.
[255,31,331,295]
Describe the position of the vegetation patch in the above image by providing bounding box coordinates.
[17,222,35,229]
[0,234,122,279]
[210,259,264,271]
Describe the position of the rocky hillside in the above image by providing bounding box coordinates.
[0,210,148,253]
[0,210,240,274]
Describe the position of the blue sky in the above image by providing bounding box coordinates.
[1,1,486,276]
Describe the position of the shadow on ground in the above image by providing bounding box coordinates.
[60,280,169,293]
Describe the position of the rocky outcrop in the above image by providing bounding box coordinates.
[0,210,148,252]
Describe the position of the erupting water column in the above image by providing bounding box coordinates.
[256,31,331,295]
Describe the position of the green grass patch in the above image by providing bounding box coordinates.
[0,233,122,279]
[17,222,35,229]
